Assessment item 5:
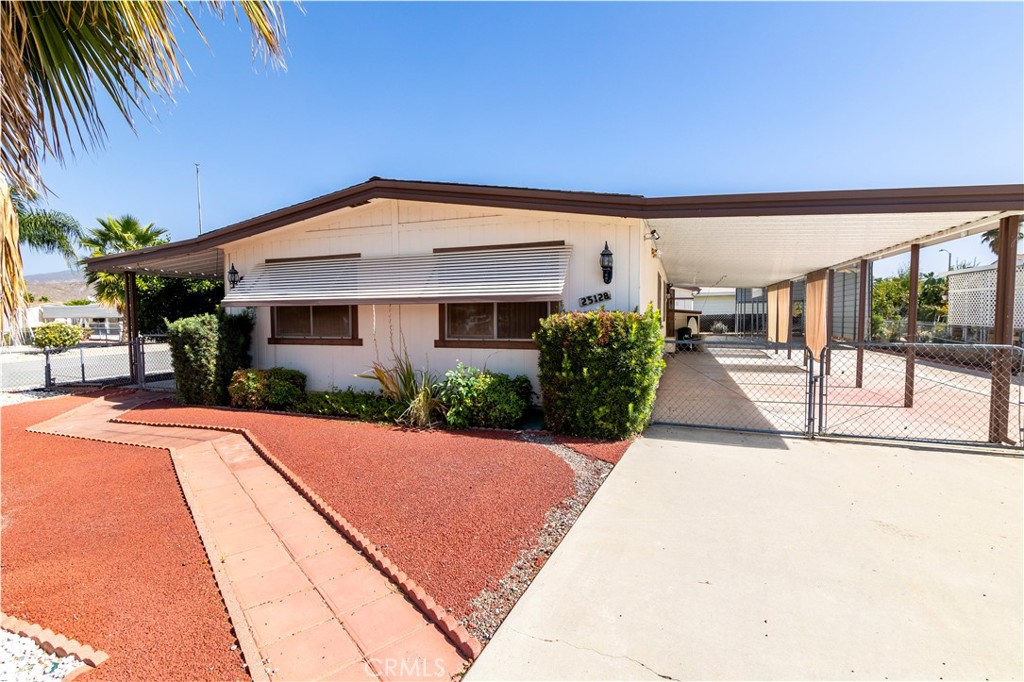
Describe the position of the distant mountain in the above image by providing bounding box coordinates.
[24,270,92,303]
[24,269,84,283]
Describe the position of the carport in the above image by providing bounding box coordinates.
[647,185,1023,445]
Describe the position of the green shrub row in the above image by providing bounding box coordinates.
[228,367,306,410]
[299,389,406,422]
[165,309,253,405]
[535,306,665,439]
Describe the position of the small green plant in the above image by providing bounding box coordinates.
[32,322,83,351]
[710,320,728,334]
[441,363,530,429]
[228,367,307,410]
[64,298,92,306]
[359,351,445,427]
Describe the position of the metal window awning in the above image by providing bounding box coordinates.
[220,244,573,307]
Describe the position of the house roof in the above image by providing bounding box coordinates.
[83,177,1024,286]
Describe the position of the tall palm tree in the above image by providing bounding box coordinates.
[981,225,1023,256]
[80,215,168,316]
[12,188,81,266]
[1,0,286,337]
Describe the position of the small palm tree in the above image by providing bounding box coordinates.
[80,215,168,320]
[981,225,1023,256]
[12,188,81,266]
[1,0,286,339]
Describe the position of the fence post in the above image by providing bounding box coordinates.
[137,338,147,389]
[44,350,52,389]
[79,346,86,383]
[806,353,815,437]
[818,346,827,435]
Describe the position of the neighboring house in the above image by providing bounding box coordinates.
[947,256,1024,330]
[39,304,122,337]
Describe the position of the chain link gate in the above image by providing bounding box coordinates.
[651,339,1024,448]
[652,339,817,435]
[819,342,1024,447]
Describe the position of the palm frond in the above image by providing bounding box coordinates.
[1,1,286,195]
[1,180,27,339]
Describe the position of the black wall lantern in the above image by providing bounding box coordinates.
[600,242,613,284]
[227,263,241,288]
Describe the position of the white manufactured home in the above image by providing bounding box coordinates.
[84,178,1023,397]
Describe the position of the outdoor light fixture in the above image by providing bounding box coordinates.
[652,247,663,259]
[644,229,661,241]
[600,242,614,284]
[228,263,241,288]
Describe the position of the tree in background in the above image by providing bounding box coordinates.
[2,1,286,337]
[79,215,168,316]
[981,225,1023,256]
[137,277,224,334]
[12,188,81,266]
[872,267,948,340]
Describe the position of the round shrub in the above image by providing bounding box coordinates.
[442,362,529,429]
[534,305,665,439]
[32,322,83,351]
[228,367,307,410]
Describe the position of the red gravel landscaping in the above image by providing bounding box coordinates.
[122,401,575,619]
[553,434,633,464]
[1,395,246,682]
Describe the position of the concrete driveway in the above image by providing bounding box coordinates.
[467,427,1022,681]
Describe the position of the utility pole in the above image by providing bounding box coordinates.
[195,162,204,235]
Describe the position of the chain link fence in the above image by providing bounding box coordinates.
[0,336,171,392]
[652,339,815,435]
[821,342,1024,446]
[652,338,1024,448]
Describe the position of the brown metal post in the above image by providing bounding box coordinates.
[825,269,835,375]
[904,244,920,407]
[125,272,139,383]
[855,258,869,387]
[989,216,1020,443]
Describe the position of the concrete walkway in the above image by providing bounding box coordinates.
[29,392,465,682]
[468,426,1023,681]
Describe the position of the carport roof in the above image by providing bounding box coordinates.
[83,177,1023,285]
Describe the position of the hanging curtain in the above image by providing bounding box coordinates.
[805,269,829,360]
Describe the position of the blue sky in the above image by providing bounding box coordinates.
[24,1,1024,278]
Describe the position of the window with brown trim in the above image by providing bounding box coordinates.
[269,305,362,345]
[435,302,557,349]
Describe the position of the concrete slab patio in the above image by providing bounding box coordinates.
[468,427,1023,681]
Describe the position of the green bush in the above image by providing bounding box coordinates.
[166,314,219,405]
[534,306,665,439]
[228,367,307,410]
[215,308,254,404]
[32,322,83,351]
[442,363,530,429]
[63,298,92,306]
[301,389,405,423]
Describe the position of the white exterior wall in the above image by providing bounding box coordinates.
[222,199,652,392]
[692,293,736,316]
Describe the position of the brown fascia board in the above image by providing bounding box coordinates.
[84,178,1024,271]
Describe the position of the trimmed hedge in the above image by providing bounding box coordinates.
[228,367,307,410]
[216,308,254,404]
[535,306,665,439]
[442,363,532,429]
[32,322,83,351]
[166,314,220,405]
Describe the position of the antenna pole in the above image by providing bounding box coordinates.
[195,163,204,235]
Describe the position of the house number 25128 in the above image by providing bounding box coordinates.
[578,291,611,307]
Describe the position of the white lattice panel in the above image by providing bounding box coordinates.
[947,264,1024,328]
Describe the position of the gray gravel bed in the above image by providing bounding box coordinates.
[0,389,71,407]
[465,434,613,642]
[0,628,85,682]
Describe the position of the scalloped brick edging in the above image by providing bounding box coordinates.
[0,613,109,679]
[112,414,485,660]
